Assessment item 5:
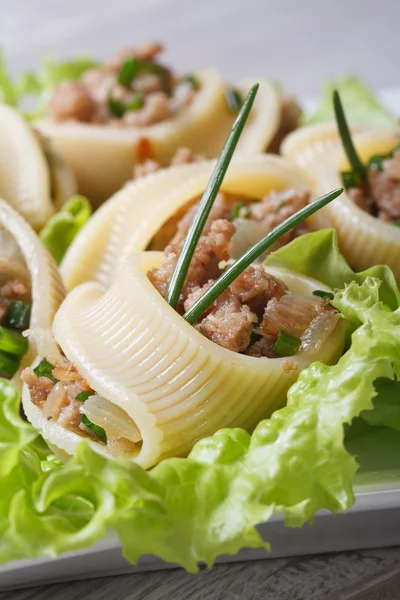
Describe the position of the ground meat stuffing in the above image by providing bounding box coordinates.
[0,279,28,322]
[348,147,400,221]
[21,360,93,437]
[133,146,205,179]
[149,187,310,253]
[49,42,199,127]
[149,203,337,356]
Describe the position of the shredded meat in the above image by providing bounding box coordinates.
[49,43,198,127]
[348,147,400,221]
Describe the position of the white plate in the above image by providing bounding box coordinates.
[1,89,400,590]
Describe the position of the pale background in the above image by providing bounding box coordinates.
[1,0,400,598]
[0,0,399,96]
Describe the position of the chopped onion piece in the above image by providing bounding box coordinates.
[230,218,269,259]
[81,394,142,444]
[23,328,65,366]
[43,382,66,421]
[299,312,340,354]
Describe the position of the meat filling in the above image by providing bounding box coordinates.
[149,206,337,357]
[348,146,400,222]
[0,279,28,322]
[21,357,141,457]
[49,42,199,127]
[149,187,310,252]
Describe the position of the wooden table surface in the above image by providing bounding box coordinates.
[1,0,400,598]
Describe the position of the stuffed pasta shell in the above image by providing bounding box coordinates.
[22,244,345,468]
[0,199,65,378]
[0,105,76,230]
[61,154,312,290]
[284,120,400,280]
[34,42,299,206]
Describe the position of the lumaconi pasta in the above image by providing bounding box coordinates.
[35,74,284,208]
[0,199,65,370]
[22,250,345,468]
[0,105,76,230]
[283,124,400,281]
[61,154,311,290]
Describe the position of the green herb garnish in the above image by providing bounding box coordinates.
[126,92,143,111]
[80,414,107,444]
[312,290,335,301]
[0,327,29,357]
[225,88,243,113]
[33,359,58,384]
[75,391,91,402]
[4,301,31,330]
[118,57,140,87]
[231,202,250,219]
[392,220,400,227]
[333,90,366,182]
[166,83,260,309]
[181,74,200,90]
[0,350,20,378]
[183,188,343,324]
[273,331,301,357]
[107,96,127,118]
[340,170,361,190]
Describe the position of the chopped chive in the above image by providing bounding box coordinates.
[312,290,334,300]
[0,350,20,378]
[81,414,107,444]
[33,358,58,384]
[4,301,31,330]
[118,57,140,87]
[333,90,366,181]
[166,83,260,309]
[341,170,361,190]
[368,153,392,172]
[250,329,259,345]
[107,95,126,118]
[183,188,343,324]
[75,391,91,402]
[225,88,243,113]
[273,331,301,357]
[181,74,200,89]
[0,326,29,357]
[392,220,400,227]
[231,202,250,219]
[126,92,143,111]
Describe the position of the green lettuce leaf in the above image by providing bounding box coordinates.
[1,273,400,570]
[0,51,96,118]
[265,228,400,311]
[304,76,398,127]
[40,195,92,264]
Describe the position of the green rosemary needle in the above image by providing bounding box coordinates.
[166,83,259,309]
[183,188,343,324]
[333,89,366,180]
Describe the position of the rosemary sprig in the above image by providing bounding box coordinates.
[183,188,343,324]
[333,89,366,180]
[166,83,259,309]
